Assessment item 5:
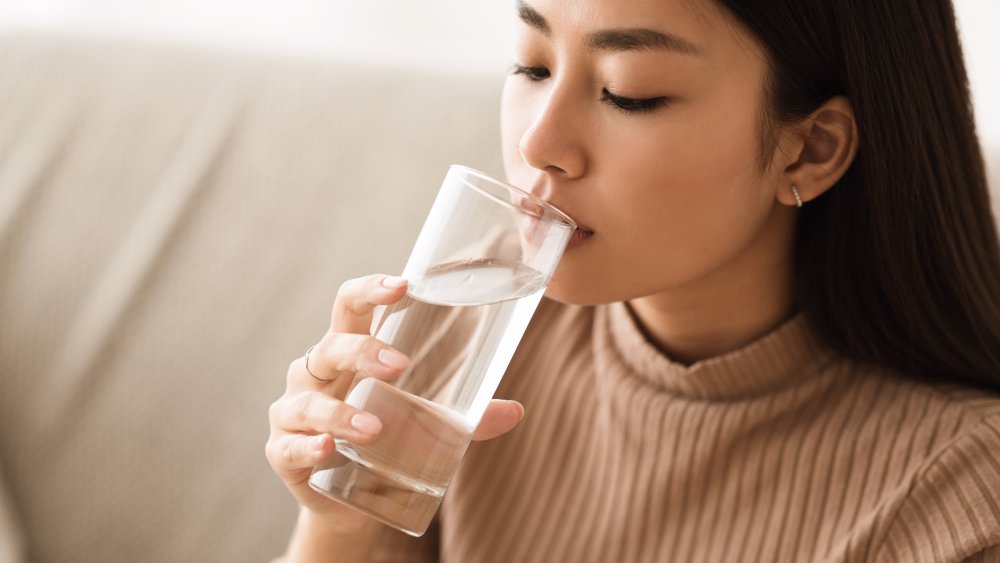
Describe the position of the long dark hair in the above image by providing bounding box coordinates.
[715,0,1000,389]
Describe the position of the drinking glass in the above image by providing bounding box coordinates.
[308,165,576,536]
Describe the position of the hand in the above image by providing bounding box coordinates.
[265,274,526,531]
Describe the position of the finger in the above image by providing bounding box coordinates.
[472,400,525,441]
[269,391,384,445]
[331,274,409,334]
[265,433,334,474]
[286,354,348,400]
[304,332,411,384]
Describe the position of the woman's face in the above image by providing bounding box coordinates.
[502,0,793,305]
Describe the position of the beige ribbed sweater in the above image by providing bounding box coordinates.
[371,299,1000,562]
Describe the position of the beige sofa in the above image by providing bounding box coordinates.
[1,30,998,563]
[0,31,502,562]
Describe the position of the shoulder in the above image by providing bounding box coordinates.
[961,544,1000,562]
[873,381,1000,561]
[499,297,596,395]
[519,296,596,353]
[518,296,596,353]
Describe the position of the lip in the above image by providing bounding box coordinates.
[542,204,594,250]
[553,210,594,236]
[518,180,593,240]
[566,227,594,250]
[518,211,593,248]
[531,197,593,233]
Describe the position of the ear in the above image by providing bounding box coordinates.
[775,96,859,207]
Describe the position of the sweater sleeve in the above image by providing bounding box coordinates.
[875,413,1000,562]
[0,464,26,563]
[961,545,1000,562]
[370,516,440,563]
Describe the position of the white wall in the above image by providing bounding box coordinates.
[954,1,1000,162]
[0,0,997,184]
[0,1,519,74]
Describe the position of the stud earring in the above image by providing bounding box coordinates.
[791,185,803,208]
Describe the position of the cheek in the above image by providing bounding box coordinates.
[686,97,765,181]
[586,99,772,288]
[606,110,763,229]
[622,94,761,192]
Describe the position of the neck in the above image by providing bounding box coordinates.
[626,211,797,366]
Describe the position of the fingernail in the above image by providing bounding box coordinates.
[351,412,382,435]
[382,276,407,289]
[378,348,410,369]
[312,435,327,450]
[510,401,526,420]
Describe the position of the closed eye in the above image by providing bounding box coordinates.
[600,89,669,114]
[511,64,550,82]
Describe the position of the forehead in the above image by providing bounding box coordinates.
[519,0,762,63]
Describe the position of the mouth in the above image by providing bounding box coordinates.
[540,203,593,250]
[511,188,593,248]
[518,214,594,249]
[566,224,595,250]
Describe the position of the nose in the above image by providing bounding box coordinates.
[517,82,586,182]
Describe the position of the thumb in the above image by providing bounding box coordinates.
[472,400,525,441]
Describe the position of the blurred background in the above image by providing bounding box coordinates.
[0,0,997,190]
[0,0,519,73]
[0,2,997,562]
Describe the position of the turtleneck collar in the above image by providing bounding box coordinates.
[594,301,834,401]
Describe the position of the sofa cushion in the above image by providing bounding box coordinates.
[0,30,503,562]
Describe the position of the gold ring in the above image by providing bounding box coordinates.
[303,345,335,382]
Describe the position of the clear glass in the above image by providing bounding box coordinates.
[308,165,576,536]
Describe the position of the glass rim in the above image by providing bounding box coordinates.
[450,164,578,231]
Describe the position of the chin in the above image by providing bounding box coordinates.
[541,238,661,306]
[542,271,621,307]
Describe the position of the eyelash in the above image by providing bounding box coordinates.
[511,64,550,82]
[510,64,669,115]
[599,91,668,114]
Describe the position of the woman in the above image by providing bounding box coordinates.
[266,0,1000,561]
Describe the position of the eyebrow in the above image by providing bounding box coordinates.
[516,1,701,56]
[517,1,551,35]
